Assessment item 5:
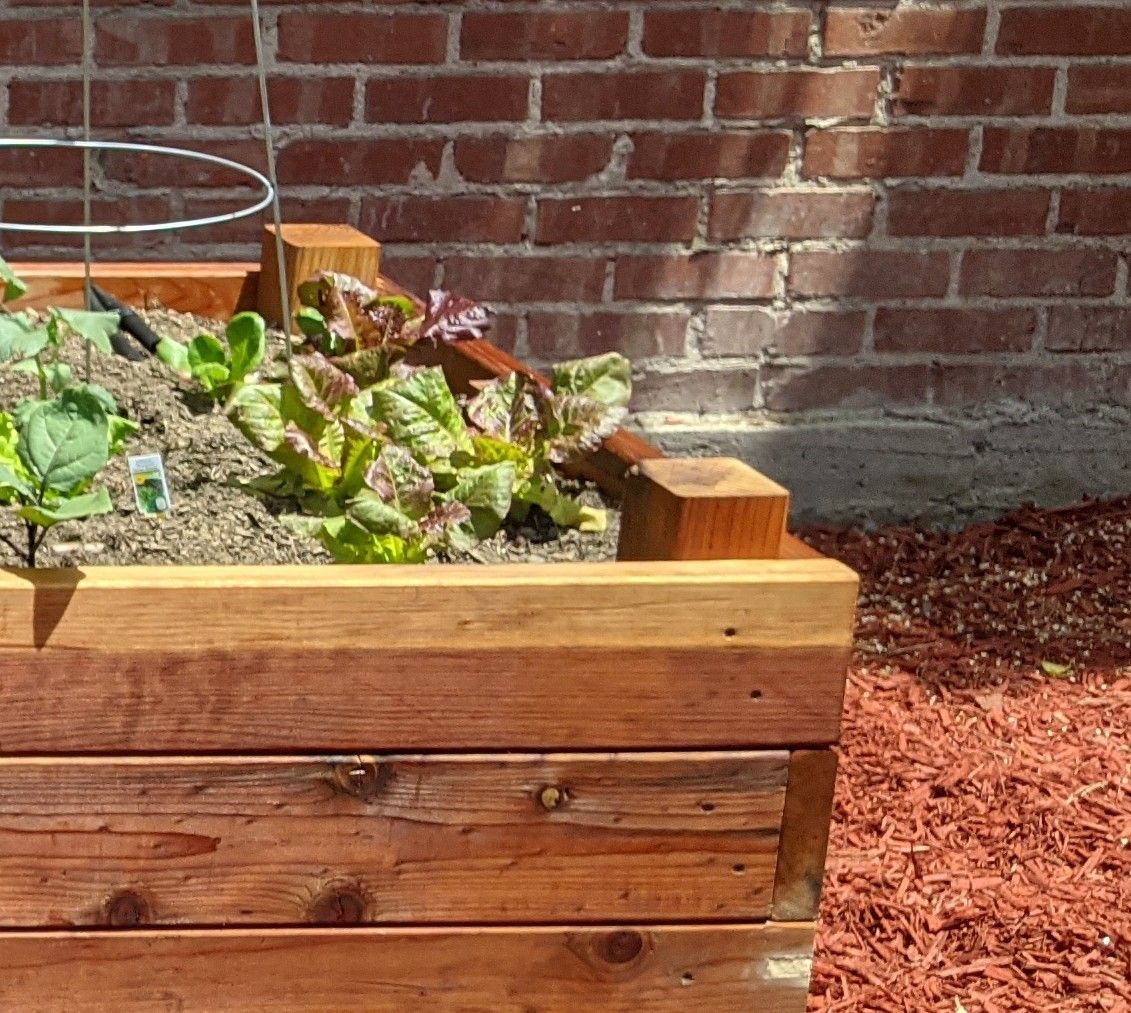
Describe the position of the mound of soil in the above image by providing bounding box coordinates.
[0,308,619,567]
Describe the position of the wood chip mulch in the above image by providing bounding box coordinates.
[800,496,1131,1012]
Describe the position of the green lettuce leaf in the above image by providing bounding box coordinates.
[371,365,472,464]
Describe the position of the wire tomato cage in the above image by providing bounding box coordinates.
[0,0,293,365]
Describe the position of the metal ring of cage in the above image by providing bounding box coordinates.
[0,138,276,235]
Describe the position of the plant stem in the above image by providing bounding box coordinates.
[35,356,47,400]
[26,521,37,568]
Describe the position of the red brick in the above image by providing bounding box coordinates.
[703,308,865,357]
[2,196,171,231]
[803,128,967,179]
[959,249,1118,298]
[277,13,446,64]
[628,131,790,181]
[716,69,879,120]
[762,364,930,412]
[1067,66,1131,114]
[380,256,437,298]
[542,71,704,122]
[361,197,526,244]
[642,10,810,58]
[366,75,529,124]
[982,128,1131,175]
[875,308,1038,354]
[997,7,1131,56]
[709,190,874,240]
[536,196,699,244]
[788,251,951,299]
[631,368,758,413]
[8,79,175,127]
[187,77,353,126]
[100,139,265,188]
[97,17,253,65]
[893,67,1055,117]
[181,197,352,245]
[1058,189,1131,236]
[483,313,520,355]
[931,363,1108,408]
[826,8,986,55]
[527,312,688,361]
[455,135,613,183]
[0,17,80,64]
[444,256,606,303]
[886,188,1051,237]
[278,139,442,186]
[461,12,627,60]
[1047,307,1131,352]
[614,253,776,301]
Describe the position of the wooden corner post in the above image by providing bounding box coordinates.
[617,457,790,561]
[257,224,381,326]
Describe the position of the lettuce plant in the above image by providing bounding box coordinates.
[0,256,137,566]
[170,272,630,564]
[156,312,266,405]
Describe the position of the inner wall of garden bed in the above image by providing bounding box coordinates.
[0,251,859,1011]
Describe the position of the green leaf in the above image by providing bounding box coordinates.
[0,255,26,303]
[466,373,540,448]
[1040,660,1071,677]
[296,306,328,340]
[226,311,266,383]
[17,487,112,528]
[446,462,514,540]
[0,314,49,363]
[107,414,139,457]
[229,383,286,452]
[53,308,119,356]
[18,391,109,492]
[74,383,118,416]
[314,515,425,565]
[187,333,230,393]
[376,294,418,319]
[45,361,73,393]
[364,443,434,519]
[156,337,191,377]
[290,352,359,419]
[347,490,417,539]
[371,365,472,464]
[551,352,632,409]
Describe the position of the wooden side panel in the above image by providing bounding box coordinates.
[11,263,259,316]
[0,753,788,926]
[0,924,816,1013]
[772,750,839,921]
[0,561,856,752]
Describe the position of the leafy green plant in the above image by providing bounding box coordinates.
[156,311,266,405]
[0,256,137,566]
[170,273,630,564]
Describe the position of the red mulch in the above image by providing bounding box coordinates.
[801,496,1131,1012]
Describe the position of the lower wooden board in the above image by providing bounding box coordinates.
[0,924,816,1012]
[0,561,856,751]
[0,753,787,926]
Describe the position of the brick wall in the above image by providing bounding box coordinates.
[2,2,1131,518]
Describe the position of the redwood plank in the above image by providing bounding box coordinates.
[0,924,816,1012]
[0,560,856,752]
[0,752,787,926]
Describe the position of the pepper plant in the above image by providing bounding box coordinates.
[0,254,136,566]
[165,271,631,564]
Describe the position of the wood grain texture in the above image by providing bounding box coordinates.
[618,458,790,562]
[11,263,258,317]
[0,752,787,926]
[258,224,381,327]
[0,560,856,752]
[0,924,816,1012]
[772,750,839,921]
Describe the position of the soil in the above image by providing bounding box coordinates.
[0,308,619,567]
[801,498,1131,1012]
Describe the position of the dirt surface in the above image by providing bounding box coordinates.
[0,308,618,567]
[802,498,1131,1012]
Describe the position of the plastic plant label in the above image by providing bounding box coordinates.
[128,453,173,515]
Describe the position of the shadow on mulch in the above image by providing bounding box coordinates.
[799,497,1131,1012]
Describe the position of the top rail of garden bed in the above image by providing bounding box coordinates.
[11,228,818,562]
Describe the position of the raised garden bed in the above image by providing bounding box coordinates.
[0,226,858,1011]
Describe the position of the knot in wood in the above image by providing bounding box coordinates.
[102,889,152,927]
[599,930,644,965]
[309,883,367,924]
[539,785,569,810]
[330,758,389,802]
